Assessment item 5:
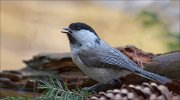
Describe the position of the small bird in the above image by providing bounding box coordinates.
[61,22,171,92]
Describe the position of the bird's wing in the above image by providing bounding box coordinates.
[78,47,172,84]
[78,47,138,72]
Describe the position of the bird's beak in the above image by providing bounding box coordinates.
[61,28,72,34]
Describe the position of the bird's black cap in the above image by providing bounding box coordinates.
[69,22,98,36]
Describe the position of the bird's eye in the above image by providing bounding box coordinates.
[77,27,81,30]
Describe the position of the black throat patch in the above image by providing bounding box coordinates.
[67,34,81,47]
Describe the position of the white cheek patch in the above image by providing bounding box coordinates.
[74,30,98,43]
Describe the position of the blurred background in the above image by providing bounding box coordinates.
[1,1,179,70]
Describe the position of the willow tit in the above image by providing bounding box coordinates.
[61,22,171,92]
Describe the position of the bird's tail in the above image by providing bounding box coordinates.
[134,69,171,84]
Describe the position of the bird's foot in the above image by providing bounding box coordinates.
[82,83,104,93]
[82,79,122,93]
